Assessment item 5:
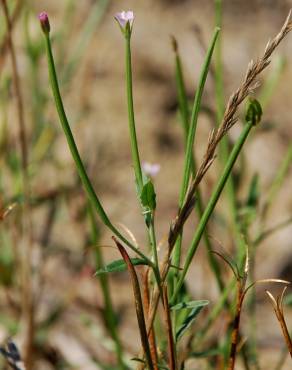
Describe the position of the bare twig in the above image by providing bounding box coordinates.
[113,237,154,370]
[1,1,33,368]
[0,0,22,73]
[163,285,177,370]
[143,269,159,370]
[1,0,28,172]
[266,287,292,358]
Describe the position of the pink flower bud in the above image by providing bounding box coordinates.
[142,162,161,178]
[114,10,134,31]
[38,12,50,34]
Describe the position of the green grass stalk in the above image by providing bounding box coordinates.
[172,36,224,294]
[172,27,220,274]
[62,0,110,84]
[214,0,247,283]
[171,110,260,304]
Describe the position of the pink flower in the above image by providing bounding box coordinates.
[114,10,134,30]
[38,11,50,34]
[142,162,161,178]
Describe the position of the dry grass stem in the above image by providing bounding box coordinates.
[266,287,292,358]
[143,269,159,369]
[163,285,177,370]
[1,0,34,368]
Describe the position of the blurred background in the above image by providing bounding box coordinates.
[0,0,291,369]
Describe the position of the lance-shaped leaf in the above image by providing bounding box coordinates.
[112,237,154,370]
[176,304,207,341]
[171,300,209,311]
[95,258,148,276]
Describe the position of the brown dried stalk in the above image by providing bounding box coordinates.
[1,0,28,172]
[1,1,34,369]
[228,279,246,370]
[145,11,292,338]
[266,287,292,358]
[143,269,159,369]
[113,237,154,370]
[162,285,177,370]
[0,0,22,73]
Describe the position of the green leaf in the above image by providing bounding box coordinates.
[95,258,148,276]
[189,347,222,358]
[176,305,207,341]
[171,300,209,311]
[140,179,156,211]
[246,173,260,208]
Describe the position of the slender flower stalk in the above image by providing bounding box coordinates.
[39,12,152,267]
[115,11,161,284]
[116,10,143,192]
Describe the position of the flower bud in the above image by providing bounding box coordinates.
[142,162,161,178]
[38,12,50,34]
[114,10,134,35]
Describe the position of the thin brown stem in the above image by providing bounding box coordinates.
[163,285,177,370]
[1,0,28,172]
[143,269,159,370]
[228,281,245,370]
[1,1,34,368]
[266,288,292,358]
[0,0,22,73]
[113,237,154,370]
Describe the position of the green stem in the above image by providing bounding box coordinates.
[125,32,143,192]
[149,216,159,275]
[172,27,220,271]
[43,33,152,266]
[171,119,256,304]
[214,0,246,269]
[88,204,126,369]
[214,0,225,122]
[124,30,161,286]
[172,39,224,294]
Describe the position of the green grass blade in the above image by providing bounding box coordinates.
[171,99,262,303]
[172,27,220,271]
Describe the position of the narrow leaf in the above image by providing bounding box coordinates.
[190,348,222,358]
[95,258,148,276]
[171,300,209,311]
[246,173,259,208]
[176,305,206,341]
